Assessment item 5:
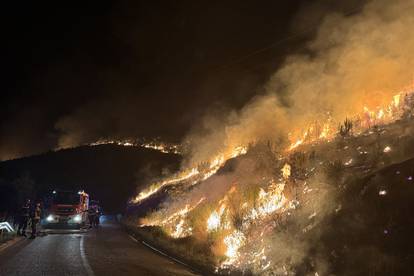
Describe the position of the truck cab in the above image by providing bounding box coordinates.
[43,190,89,228]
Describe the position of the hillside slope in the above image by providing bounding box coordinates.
[125,117,414,275]
[319,155,414,275]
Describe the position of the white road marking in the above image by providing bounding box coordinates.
[128,234,201,274]
[128,234,138,242]
[128,234,192,268]
[80,235,94,276]
[141,240,191,268]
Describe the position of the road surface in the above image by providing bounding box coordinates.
[0,216,199,276]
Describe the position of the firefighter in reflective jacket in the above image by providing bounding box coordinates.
[17,199,31,237]
[29,203,41,239]
[88,207,96,228]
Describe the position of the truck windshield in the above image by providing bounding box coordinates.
[53,193,80,205]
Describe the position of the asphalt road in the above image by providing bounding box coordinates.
[0,216,199,276]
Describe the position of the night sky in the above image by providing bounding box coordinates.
[1,1,362,160]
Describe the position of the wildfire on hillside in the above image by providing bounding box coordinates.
[287,92,407,151]
[88,139,181,154]
[131,87,414,273]
[130,1,414,273]
[131,146,248,204]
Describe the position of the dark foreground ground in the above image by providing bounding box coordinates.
[0,216,198,276]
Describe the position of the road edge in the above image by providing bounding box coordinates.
[80,234,95,276]
[0,236,24,253]
[126,231,214,276]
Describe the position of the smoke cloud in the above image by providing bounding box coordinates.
[4,1,284,161]
[182,0,414,167]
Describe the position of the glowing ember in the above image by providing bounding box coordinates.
[319,123,331,139]
[223,230,246,262]
[344,158,353,166]
[207,204,226,231]
[206,187,237,232]
[230,146,248,158]
[171,218,186,238]
[289,138,304,151]
[393,94,400,108]
[141,142,181,154]
[89,139,136,147]
[244,181,289,222]
[88,139,181,154]
[383,146,391,153]
[281,163,291,179]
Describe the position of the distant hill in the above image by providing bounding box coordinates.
[0,145,181,213]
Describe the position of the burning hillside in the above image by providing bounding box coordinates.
[89,139,181,154]
[128,91,414,274]
[128,0,414,274]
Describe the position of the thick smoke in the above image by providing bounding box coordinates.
[270,0,414,125]
[0,108,57,161]
[182,94,289,166]
[183,0,414,167]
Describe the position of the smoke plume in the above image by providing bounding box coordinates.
[183,0,414,167]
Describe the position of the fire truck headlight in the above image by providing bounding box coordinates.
[46,215,54,222]
[73,215,82,223]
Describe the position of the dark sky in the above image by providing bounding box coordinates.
[0,1,362,160]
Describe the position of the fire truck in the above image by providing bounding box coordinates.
[43,190,89,228]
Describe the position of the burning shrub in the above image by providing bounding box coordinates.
[187,202,215,240]
[289,151,307,178]
[339,118,353,137]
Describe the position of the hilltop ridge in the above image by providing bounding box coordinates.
[0,144,181,212]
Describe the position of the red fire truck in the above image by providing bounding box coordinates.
[43,190,89,228]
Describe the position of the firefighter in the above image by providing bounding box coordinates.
[94,206,101,226]
[17,199,31,237]
[29,203,41,239]
[88,206,96,228]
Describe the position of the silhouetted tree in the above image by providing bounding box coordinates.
[339,118,353,137]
